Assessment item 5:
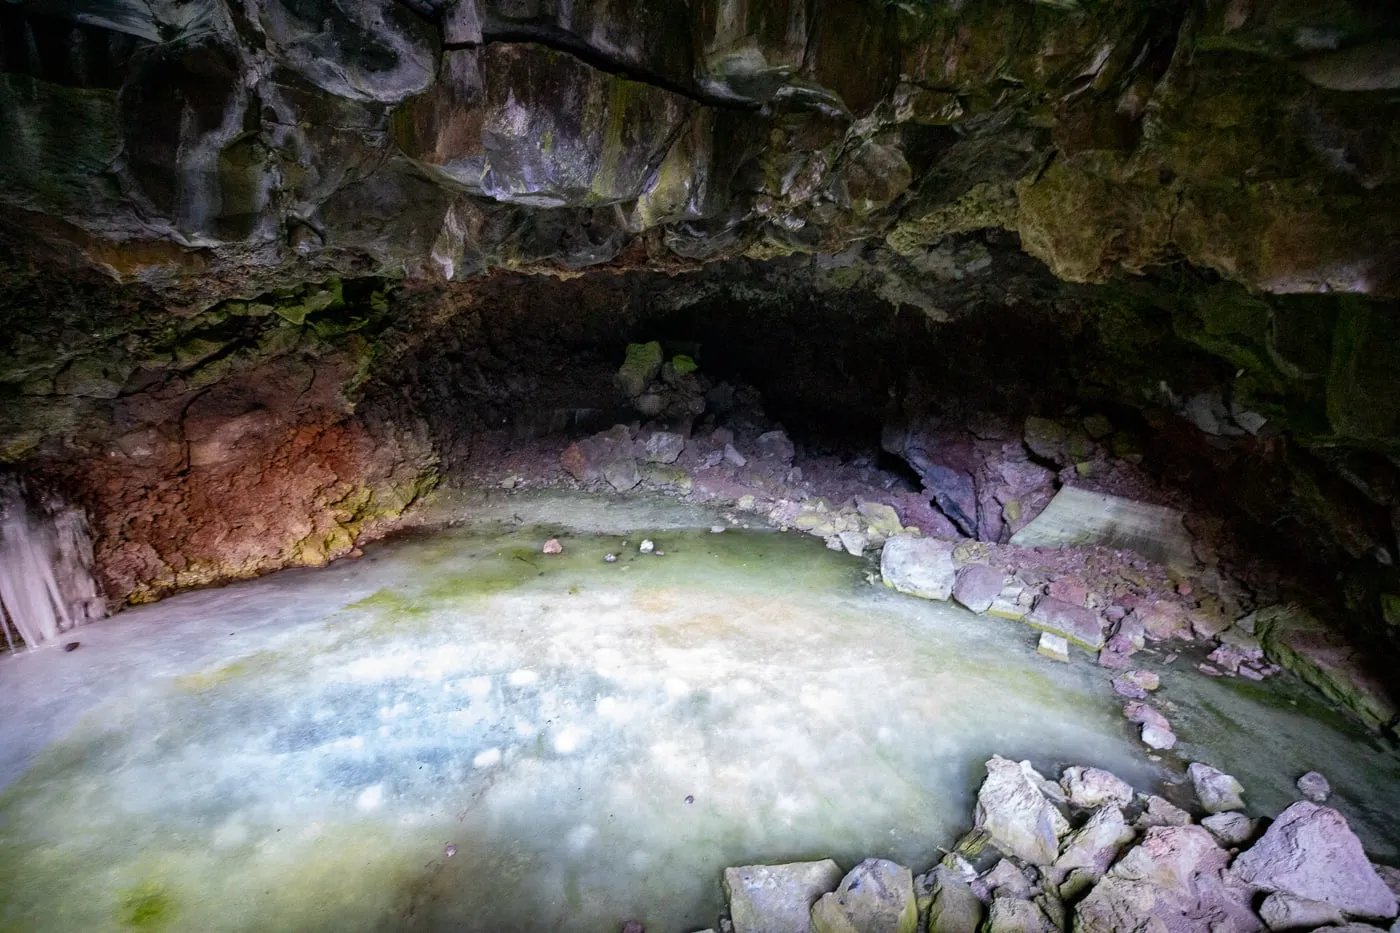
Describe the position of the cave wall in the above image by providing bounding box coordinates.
[0,0,1397,646]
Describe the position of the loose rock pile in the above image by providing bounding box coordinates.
[686,758,1400,933]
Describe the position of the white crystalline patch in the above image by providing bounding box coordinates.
[378,702,411,719]
[508,669,539,687]
[566,824,597,852]
[553,728,584,754]
[664,678,691,698]
[466,676,493,698]
[473,748,502,769]
[595,696,619,717]
[356,785,384,811]
[327,735,365,752]
[515,720,536,737]
[877,727,895,744]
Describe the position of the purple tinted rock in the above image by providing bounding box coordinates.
[953,564,1005,614]
[1027,596,1105,651]
[1232,801,1398,921]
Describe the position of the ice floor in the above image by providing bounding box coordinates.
[2,490,1398,933]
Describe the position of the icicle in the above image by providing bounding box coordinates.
[0,475,103,651]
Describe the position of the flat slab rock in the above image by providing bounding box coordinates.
[724,860,844,933]
[1008,486,1196,572]
[881,537,957,601]
[1231,801,1399,922]
[952,563,1004,613]
[1027,596,1105,651]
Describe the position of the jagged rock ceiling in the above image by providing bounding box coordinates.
[1,0,1397,300]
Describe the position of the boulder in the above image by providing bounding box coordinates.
[724,860,844,933]
[837,531,868,557]
[1258,892,1345,930]
[1187,763,1246,814]
[616,342,664,398]
[881,537,958,601]
[1026,597,1104,651]
[952,564,1004,613]
[1137,795,1193,830]
[1231,801,1398,921]
[810,858,917,933]
[1052,805,1137,897]
[1075,825,1261,933]
[1060,767,1134,809]
[983,897,1056,933]
[639,428,686,464]
[561,425,640,491]
[1201,811,1256,847]
[1111,671,1160,700]
[926,866,984,933]
[1134,601,1192,642]
[755,430,796,464]
[974,756,1070,866]
[1296,771,1331,803]
[981,859,1034,900]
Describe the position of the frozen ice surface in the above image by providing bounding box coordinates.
[1,490,1397,932]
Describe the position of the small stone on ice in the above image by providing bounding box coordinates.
[604,553,618,563]
[710,526,725,534]
[1038,632,1070,662]
[1297,770,1331,802]
[543,538,563,555]
[639,539,655,553]
[444,843,457,857]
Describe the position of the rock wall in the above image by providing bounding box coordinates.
[0,0,1398,648]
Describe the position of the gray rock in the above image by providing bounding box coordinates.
[974,756,1070,867]
[1188,763,1246,814]
[837,531,868,557]
[1076,825,1261,933]
[561,425,639,490]
[1232,801,1398,921]
[1258,892,1345,930]
[1060,767,1135,809]
[1026,596,1105,651]
[983,897,1056,933]
[755,430,796,464]
[926,866,984,933]
[1296,770,1331,803]
[723,443,748,468]
[1052,805,1136,897]
[881,537,958,602]
[1377,865,1400,900]
[1110,670,1160,700]
[1201,811,1256,847]
[639,429,687,464]
[1036,632,1069,662]
[810,858,917,933]
[724,860,844,933]
[981,859,1034,900]
[1137,795,1193,830]
[952,564,1004,614]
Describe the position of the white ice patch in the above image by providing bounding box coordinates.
[356,785,384,811]
[553,727,584,754]
[473,748,502,769]
[466,676,493,698]
[566,824,597,852]
[508,669,539,687]
[664,678,691,698]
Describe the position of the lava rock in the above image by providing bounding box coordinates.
[1188,763,1246,814]
[881,537,958,602]
[1060,767,1134,809]
[1123,701,1177,750]
[983,896,1057,933]
[1232,801,1399,921]
[926,865,984,933]
[974,756,1069,866]
[1258,892,1345,930]
[1026,596,1105,651]
[639,429,687,464]
[1051,805,1136,898]
[810,858,917,933]
[755,430,796,464]
[1036,632,1070,662]
[724,860,844,933]
[1202,811,1257,847]
[952,564,1004,614]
